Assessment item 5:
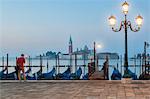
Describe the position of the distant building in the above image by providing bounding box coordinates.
[97,52,119,59]
[73,45,93,59]
[36,51,56,59]
[45,51,56,58]
[137,53,142,59]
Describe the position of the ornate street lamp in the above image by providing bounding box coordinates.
[108,1,143,78]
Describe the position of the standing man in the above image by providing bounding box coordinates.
[17,54,26,80]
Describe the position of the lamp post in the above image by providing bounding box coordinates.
[108,1,143,77]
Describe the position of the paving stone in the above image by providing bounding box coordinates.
[106,96,116,99]
[0,80,150,99]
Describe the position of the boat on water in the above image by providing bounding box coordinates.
[0,68,7,79]
[139,72,150,80]
[56,67,82,80]
[82,73,89,80]
[139,64,150,80]
[26,67,56,80]
[1,71,17,80]
[56,67,71,80]
[111,68,122,80]
[70,67,82,80]
[40,68,56,80]
[25,67,32,74]
[26,69,42,80]
[0,67,17,80]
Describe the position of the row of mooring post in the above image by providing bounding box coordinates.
[54,52,87,75]
[4,53,146,78]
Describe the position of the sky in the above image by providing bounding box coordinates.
[0,0,150,57]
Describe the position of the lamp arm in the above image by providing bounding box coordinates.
[112,21,124,32]
[128,21,140,32]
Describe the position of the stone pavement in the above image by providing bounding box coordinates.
[0,80,150,99]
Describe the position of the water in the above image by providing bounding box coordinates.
[0,57,143,79]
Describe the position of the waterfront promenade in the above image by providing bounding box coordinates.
[0,80,150,99]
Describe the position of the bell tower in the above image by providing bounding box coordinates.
[69,36,73,54]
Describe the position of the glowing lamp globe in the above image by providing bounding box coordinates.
[122,1,129,14]
[108,15,116,26]
[136,15,143,26]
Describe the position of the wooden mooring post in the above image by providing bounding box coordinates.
[55,54,57,74]
[40,55,42,73]
[28,56,31,70]
[75,53,77,74]
[6,54,9,79]
[120,55,122,76]
[83,53,86,75]
[134,55,136,74]
[47,58,49,73]
[2,56,4,70]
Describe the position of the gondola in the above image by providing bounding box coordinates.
[0,67,18,80]
[26,69,42,80]
[40,68,56,80]
[70,67,82,80]
[0,68,7,79]
[139,72,150,80]
[1,71,17,80]
[56,67,71,80]
[82,73,89,80]
[111,68,122,80]
[25,67,32,74]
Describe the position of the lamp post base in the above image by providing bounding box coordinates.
[121,78,132,83]
[123,69,138,80]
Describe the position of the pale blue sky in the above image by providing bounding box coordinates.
[0,0,150,57]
